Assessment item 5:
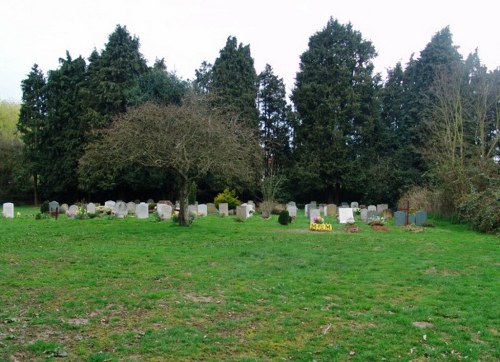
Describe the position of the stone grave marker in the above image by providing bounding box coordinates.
[415,210,427,226]
[368,205,376,212]
[236,205,248,220]
[341,202,349,208]
[157,204,172,220]
[67,204,78,218]
[339,208,355,224]
[207,203,217,214]
[360,209,368,222]
[188,205,197,215]
[304,203,311,217]
[219,203,229,217]
[105,200,115,208]
[394,211,406,226]
[286,205,297,218]
[136,202,149,219]
[2,202,14,218]
[377,204,389,215]
[240,203,252,218]
[197,204,208,217]
[49,201,60,218]
[310,201,317,208]
[86,202,96,214]
[367,209,378,221]
[350,202,359,209]
[309,208,321,223]
[115,201,128,218]
[326,204,337,217]
[383,209,393,219]
[60,203,68,213]
[147,198,155,204]
[287,201,296,207]
[126,202,136,214]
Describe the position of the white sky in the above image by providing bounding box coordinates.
[1,0,499,102]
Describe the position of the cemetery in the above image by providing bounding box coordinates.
[1,199,498,361]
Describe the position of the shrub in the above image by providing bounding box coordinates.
[214,188,241,210]
[458,189,500,235]
[278,210,291,225]
[40,200,49,214]
[397,187,432,212]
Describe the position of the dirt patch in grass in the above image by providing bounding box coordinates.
[412,321,434,329]
[371,225,390,232]
[184,293,224,304]
[344,225,362,233]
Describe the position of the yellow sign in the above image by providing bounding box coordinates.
[309,223,333,232]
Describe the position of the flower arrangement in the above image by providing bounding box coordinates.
[313,216,325,224]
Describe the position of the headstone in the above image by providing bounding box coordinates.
[188,204,197,215]
[240,203,252,218]
[310,201,317,208]
[360,209,368,222]
[175,201,180,210]
[309,208,321,223]
[339,208,355,224]
[147,199,155,204]
[236,205,248,220]
[394,211,406,226]
[115,201,128,218]
[2,202,14,218]
[326,204,337,217]
[86,202,96,214]
[60,203,68,213]
[286,205,297,218]
[382,209,393,219]
[368,205,376,212]
[377,204,389,215]
[126,202,136,214]
[157,204,172,220]
[305,203,311,217]
[247,200,255,212]
[287,201,296,207]
[415,210,427,226]
[367,209,378,221]
[207,203,217,214]
[105,200,115,208]
[49,201,59,218]
[341,202,349,208]
[197,204,208,217]
[67,204,78,218]
[219,203,229,217]
[136,202,149,219]
[350,202,359,209]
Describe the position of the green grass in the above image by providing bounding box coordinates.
[1,207,498,361]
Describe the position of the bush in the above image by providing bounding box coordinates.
[214,188,241,210]
[458,189,500,235]
[40,200,49,214]
[397,187,432,211]
[278,210,292,225]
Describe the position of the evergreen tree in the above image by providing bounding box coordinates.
[291,18,379,203]
[42,53,88,200]
[211,36,258,128]
[18,64,47,205]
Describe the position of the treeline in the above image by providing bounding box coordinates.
[4,19,500,233]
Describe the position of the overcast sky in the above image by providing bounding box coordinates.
[1,0,499,101]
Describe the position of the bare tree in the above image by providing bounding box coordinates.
[79,94,261,225]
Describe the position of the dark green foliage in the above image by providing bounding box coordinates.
[211,36,258,128]
[278,209,291,225]
[291,18,379,204]
[40,200,49,213]
[458,188,500,235]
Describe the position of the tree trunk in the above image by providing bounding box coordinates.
[178,177,190,226]
[33,173,39,206]
[326,182,341,205]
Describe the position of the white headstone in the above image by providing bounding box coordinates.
[377,204,389,215]
[309,208,321,223]
[236,205,248,220]
[67,204,78,218]
[157,204,172,220]
[86,202,96,214]
[368,205,377,212]
[114,201,128,218]
[2,202,14,218]
[197,204,208,217]
[360,209,368,222]
[60,203,68,213]
[219,203,229,217]
[105,200,115,208]
[126,201,136,214]
[287,201,296,207]
[305,203,311,217]
[286,205,297,218]
[339,208,355,224]
[350,202,359,209]
[136,202,149,219]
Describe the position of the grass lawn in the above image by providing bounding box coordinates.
[0,207,498,361]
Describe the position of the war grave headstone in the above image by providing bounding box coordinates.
[157,204,172,220]
[219,203,229,217]
[415,210,427,226]
[86,203,96,214]
[115,201,128,218]
[2,202,14,218]
[136,202,149,219]
[339,207,355,224]
[197,204,208,217]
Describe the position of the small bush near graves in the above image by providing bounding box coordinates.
[278,210,291,225]
[40,200,49,213]
[214,188,241,209]
[458,189,500,235]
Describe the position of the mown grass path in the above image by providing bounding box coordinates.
[1,207,498,361]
